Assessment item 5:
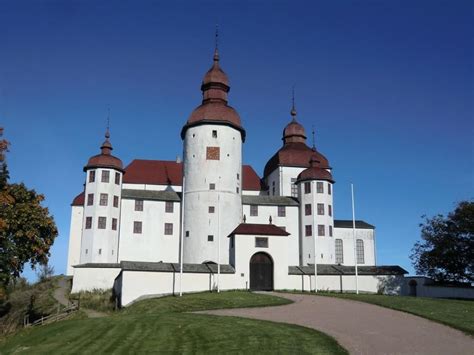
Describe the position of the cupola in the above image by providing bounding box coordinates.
[296,156,334,183]
[84,128,124,172]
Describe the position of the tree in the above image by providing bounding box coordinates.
[0,128,58,292]
[410,201,474,283]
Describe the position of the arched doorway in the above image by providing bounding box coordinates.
[250,252,273,291]
[408,280,417,297]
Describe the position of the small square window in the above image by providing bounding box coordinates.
[317,182,324,193]
[165,201,174,213]
[89,170,96,183]
[318,224,325,236]
[250,205,258,216]
[113,195,119,208]
[115,172,121,185]
[305,225,312,237]
[255,237,268,248]
[112,218,117,231]
[85,217,92,229]
[185,231,190,237]
[236,187,240,193]
[100,193,108,206]
[328,183,332,195]
[133,221,142,234]
[209,206,215,213]
[209,183,215,190]
[317,203,324,215]
[208,235,214,242]
[212,130,217,138]
[278,206,286,217]
[85,249,88,254]
[305,204,312,216]
[98,217,106,229]
[304,182,311,194]
[98,248,102,255]
[164,223,173,235]
[87,193,94,206]
[328,205,332,217]
[135,199,144,211]
[101,170,110,183]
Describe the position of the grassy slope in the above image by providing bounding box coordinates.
[0,291,347,354]
[315,292,474,335]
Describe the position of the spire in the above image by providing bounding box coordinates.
[290,86,297,120]
[101,109,113,155]
[213,24,219,62]
[311,125,316,150]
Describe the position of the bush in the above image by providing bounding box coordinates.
[70,289,116,313]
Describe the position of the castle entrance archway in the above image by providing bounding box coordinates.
[249,252,273,291]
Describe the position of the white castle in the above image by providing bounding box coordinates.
[67,45,405,306]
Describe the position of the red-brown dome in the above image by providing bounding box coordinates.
[202,57,229,87]
[297,165,334,183]
[187,102,242,127]
[84,130,124,172]
[283,119,306,144]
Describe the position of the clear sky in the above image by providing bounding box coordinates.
[1,0,472,281]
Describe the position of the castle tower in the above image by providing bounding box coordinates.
[296,154,335,266]
[181,41,245,264]
[80,127,124,264]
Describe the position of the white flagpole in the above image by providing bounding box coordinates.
[217,194,221,293]
[313,181,318,293]
[351,183,359,294]
[179,175,186,297]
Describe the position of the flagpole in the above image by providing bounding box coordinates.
[217,194,221,293]
[179,176,186,297]
[351,183,359,294]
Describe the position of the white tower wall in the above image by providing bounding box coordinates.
[66,205,83,275]
[183,124,242,264]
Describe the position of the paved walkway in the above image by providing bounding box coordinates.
[203,293,473,355]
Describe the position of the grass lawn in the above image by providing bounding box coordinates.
[0,291,347,354]
[303,292,474,335]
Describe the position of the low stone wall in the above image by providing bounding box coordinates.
[71,265,121,293]
[402,277,474,299]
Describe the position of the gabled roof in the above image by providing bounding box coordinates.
[230,223,290,237]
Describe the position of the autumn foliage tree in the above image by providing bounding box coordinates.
[410,201,474,283]
[0,128,58,296]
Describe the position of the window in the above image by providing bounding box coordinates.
[317,182,324,193]
[209,183,215,190]
[328,205,332,217]
[328,183,332,195]
[329,225,333,237]
[98,249,102,255]
[230,236,234,248]
[305,204,312,216]
[317,203,324,215]
[304,182,311,194]
[212,130,217,138]
[208,235,214,242]
[278,206,286,217]
[255,237,268,248]
[98,217,106,229]
[164,223,173,235]
[250,205,258,216]
[112,218,117,231]
[206,146,220,160]
[318,224,325,236]
[335,239,343,264]
[100,193,108,206]
[305,225,312,237]
[291,178,298,197]
[236,187,239,193]
[115,172,121,185]
[135,199,143,211]
[113,195,119,208]
[209,206,215,213]
[237,173,240,180]
[85,217,92,229]
[165,201,174,213]
[87,193,94,206]
[89,170,96,183]
[185,231,190,237]
[356,239,365,264]
[133,221,142,234]
[101,170,110,183]
[272,181,275,196]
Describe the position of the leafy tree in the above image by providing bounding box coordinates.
[0,128,58,294]
[410,201,474,283]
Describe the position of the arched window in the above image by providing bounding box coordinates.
[335,239,343,264]
[356,239,365,264]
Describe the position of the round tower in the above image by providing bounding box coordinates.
[181,44,245,264]
[80,128,124,264]
[296,155,335,266]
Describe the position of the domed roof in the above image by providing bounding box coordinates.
[283,119,306,143]
[296,156,334,183]
[84,129,124,172]
[182,45,245,141]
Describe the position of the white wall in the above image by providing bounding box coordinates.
[118,199,180,263]
[66,205,83,275]
[266,166,306,197]
[71,267,121,293]
[334,228,376,266]
[122,183,182,192]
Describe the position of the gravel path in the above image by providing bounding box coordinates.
[203,293,473,355]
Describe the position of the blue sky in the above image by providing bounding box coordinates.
[1,0,472,280]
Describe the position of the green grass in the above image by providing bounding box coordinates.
[294,291,474,335]
[70,289,115,313]
[0,291,347,354]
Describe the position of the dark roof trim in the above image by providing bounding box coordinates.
[121,189,181,202]
[83,164,126,173]
[242,195,299,206]
[289,265,408,276]
[334,220,375,229]
[74,263,121,269]
[120,261,235,274]
[181,119,246,142]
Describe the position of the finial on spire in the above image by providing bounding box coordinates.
[105,107,111,139]
[213,24,220,62]
[312,125,316,150]
[290,85,297,119]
